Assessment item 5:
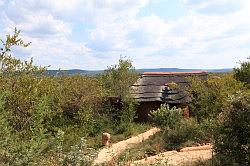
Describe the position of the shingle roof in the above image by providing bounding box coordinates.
[130,71,207,103]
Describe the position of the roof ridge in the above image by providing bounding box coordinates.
[143,71,207,75]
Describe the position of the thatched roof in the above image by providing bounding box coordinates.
[130,71,208,104]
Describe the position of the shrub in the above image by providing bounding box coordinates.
[120,99,137,123]
[0,92,56,165]
[98,57,138,98]
[234,57,250,88]
[0,29,105,165]
[150,104,183,129]
[150,104,212,150]
[163,117,216,150]
[0,29,148,165]
[62,137,96,166]
[98,57,139,137]
[188,74,244,121]
[213,93,250,165]
[197,118,217,143]
[58,75,102,119]
[163,118,199,150]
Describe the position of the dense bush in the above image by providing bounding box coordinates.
[150,104,183,129]
[234,57,250,88]
[213,93,250,165]
[113,99,137,135]
[150,104,215,150]
[0,92,56,165]
[4,28,249,166]
[98,57,139,135]
[0,29,146,165]
[187,71,250,165]
[188,74,244,121]
[0,73,103,131]
[163,118,215,150]
[99,57,138,98]
[187,73,250,165]
[0,30,56,165]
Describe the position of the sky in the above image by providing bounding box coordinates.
[0,0,250,70]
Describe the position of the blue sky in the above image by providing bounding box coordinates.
[0,0,249,70]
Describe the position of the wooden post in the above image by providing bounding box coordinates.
[102,133,111,146]
[183,105,190,118]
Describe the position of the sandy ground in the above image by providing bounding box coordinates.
[93,127,161,165]
[94,128,213,166]
[131,144,213,166]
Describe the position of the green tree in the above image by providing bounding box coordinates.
[99,57,138,98]
[0,28,101,165]
[213,92,250,165]
[0,28,45,75]
[0,29,56,165]
[188,74,244,121]
[234,57,250,88]
[99,57,138,133]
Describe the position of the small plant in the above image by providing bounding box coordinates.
[63,137,97,166]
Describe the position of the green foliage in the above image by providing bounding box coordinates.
[150,104,183,129]
[0,29,104,165]
[120,99,137,123]
[0,28,30,53]
[57,75,102,126]
[0,93,55,165]
[0,29,149,165]
[98,58,139,136]
[113,101,137,135]
[150,104,215,151]
[0,92,12,163]
[163,118,201,150]
[0,30,55,165]
[188,70,249,165]
[213,93,250,165]
[99,57,138,98]
[0,28,46,75]
[188,74,244,121]
[234,57,250,88]
[62,137,96,166]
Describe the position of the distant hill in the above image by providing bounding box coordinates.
[46,69,103,76]
[46,68,233,76]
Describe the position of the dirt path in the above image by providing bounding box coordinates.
[93,127,160,165]
[131,144,213,166]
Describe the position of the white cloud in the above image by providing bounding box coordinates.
[80,0,148,24]
[125,0,250,69]
[2,1,72,37]
[0,0,152,69]
[184,0,243,15]
[85,0,250,69]
[0,0,4,6]
[1,0,250,69]
[12,35,92,69]
[0,0,82,69]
